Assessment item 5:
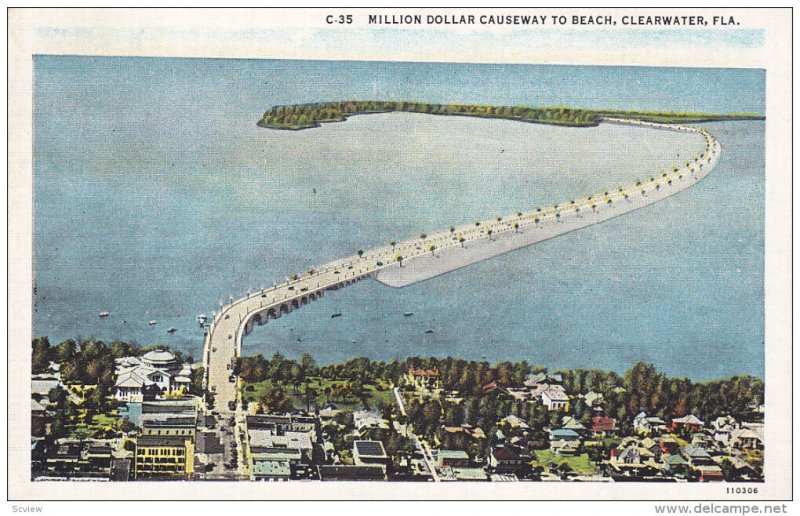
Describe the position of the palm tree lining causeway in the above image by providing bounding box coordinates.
[202,109,724,409]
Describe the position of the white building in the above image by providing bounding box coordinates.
[113,349,192,402]
[541,386,569,411]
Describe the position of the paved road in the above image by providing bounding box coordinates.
[201,119,721,472]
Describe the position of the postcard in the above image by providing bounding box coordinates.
[7,7,792,502]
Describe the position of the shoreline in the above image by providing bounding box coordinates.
[257,100,764,131]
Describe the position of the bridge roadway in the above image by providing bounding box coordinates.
[202,118,721,425]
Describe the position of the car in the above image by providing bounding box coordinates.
[376,261,383,266]
[229,375,236,383]
[228,401,236,411]
[212,347,217,352]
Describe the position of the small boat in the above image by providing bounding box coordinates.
[424,329,434,334]
[98,311,110,318]
[167,327,177,334]
[148,320,157,326]
[351,339,356,344]
[196,314,208,323]
[331,312,342,318]
[297,337,303,342]
[403,312,414,317]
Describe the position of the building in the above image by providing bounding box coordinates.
[134,435,194,479]
[318,465,387,481]
[541,386,569,411]
[253,458,291,481]
[404,367,440,391]
[352,440,389,466]
[681,445,723,482]
[436,449,470,468]
[489,446,530,476]
[439,467,489,481]
[251,449,304,481]
[633,412,668,436]
[591,416,618,436]
[549,428,581,455]
[34,439,116,480]
[671,414,705,433]
[730,427,764,450]
[711,416,738,445]
[113,350,192,402]
[352,410,389,432]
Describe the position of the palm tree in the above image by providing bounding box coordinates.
[458,236,466,247]
[419,233,427,240]
[428,244,437,256]
[591,204,597,213]
[574,207,580,216]
[513,222,520,232]
[496,216,502,222]
[390,240,396,250]
[555,212,561,222]
[487,229,493,240]
[396,254,403,268]
[307,268,315,276]
[357,249,364,258]
[534,217,540,225]
[516,211,523,217]
[474,221,481,227]
[449,226,455,234]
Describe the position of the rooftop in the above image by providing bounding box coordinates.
[353,440,387,459]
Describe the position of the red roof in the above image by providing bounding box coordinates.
[492,447,521,461]
[408,367,438,377]
[591,416,618,432]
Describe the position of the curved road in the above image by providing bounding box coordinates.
[203,118,721,421]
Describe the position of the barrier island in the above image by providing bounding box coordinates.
[257,100,765,131]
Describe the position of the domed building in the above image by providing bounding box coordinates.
[113,348,193,402]
[140,349,182,375]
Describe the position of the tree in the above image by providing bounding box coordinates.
[55,339,77,363]
[258,386,293,413]
[357,249,364,258]
[300,352,316,373]
[32,337,53,374]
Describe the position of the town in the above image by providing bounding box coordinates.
[31,337,764,482]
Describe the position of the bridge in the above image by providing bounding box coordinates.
[202,118,721,421]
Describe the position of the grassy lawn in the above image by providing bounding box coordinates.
[69,411,124,438]
[532,450,598,475]
[242,376,394,412]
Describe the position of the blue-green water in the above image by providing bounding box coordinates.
[33,57,764,379]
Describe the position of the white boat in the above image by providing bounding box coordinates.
[148,320,157,326]
[196,314,208,323]
[98,311,110,318]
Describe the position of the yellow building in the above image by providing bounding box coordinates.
[134,435,194,479]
